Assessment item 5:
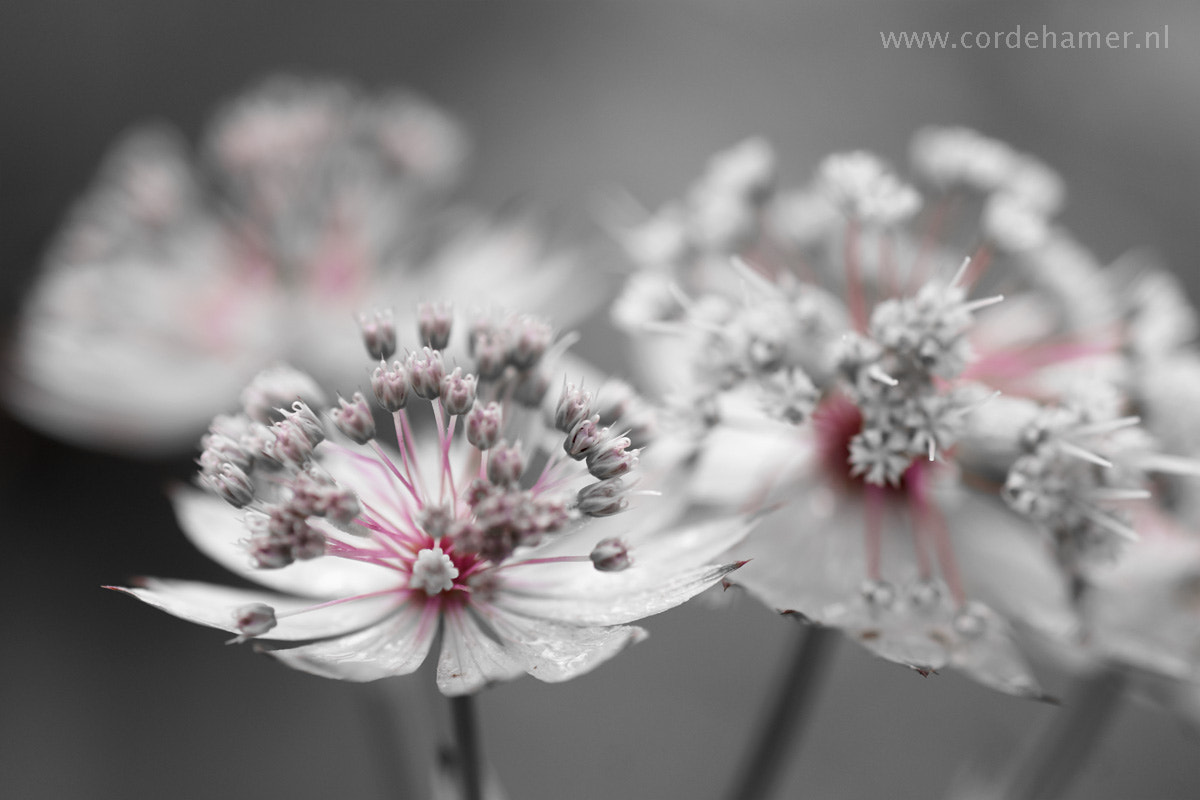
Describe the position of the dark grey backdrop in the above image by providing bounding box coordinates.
[3,1,1199,798]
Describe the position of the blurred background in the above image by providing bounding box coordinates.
[3,1,1200,798]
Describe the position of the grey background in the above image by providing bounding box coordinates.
[3,1,1199,798]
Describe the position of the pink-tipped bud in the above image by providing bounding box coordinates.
[486,440,525,485]
[407,347,445,400]
[586,434,639,480]
[466,402,503,450]
[417,301,453,350]
[508,315,553,370]
[241,365,326,424]
[289,468,360,525]
[441,368,478,416]
[199,429,254,473]
[590,537,632,572]
[332,392,375,444]
[284,401,326,448]
[205,462,255,508]
[268,417,318,467]
[577,477,630,517]
[234,603,277,638]
[371,360,410,412]
[555,382,592,433]
[472,329,509,381]
[358,309,397,360]
[564,415,606,460]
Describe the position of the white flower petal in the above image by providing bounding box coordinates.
[269,600,438,681]
[479,604,647,683]
[495,559,742,627]
[436,606,527,696]
[951,604,1048,699]
[112,577,403,642]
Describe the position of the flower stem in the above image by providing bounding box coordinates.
[727,622,840,800]
[995,667,1126,800]
[357,680,414,799]
[450,693,483,800]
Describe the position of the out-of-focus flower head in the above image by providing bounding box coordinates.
[6,77,587,454]
[607,128,1200,698]
[109,305,749,694]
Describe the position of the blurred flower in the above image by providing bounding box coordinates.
[608,128,1198,697]
[110,306,747,694]
[6,77,587,454]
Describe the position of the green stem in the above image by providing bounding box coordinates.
[450,693,483,800]
[727,622,840,800]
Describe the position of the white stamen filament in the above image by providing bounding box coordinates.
[1069,416,1141,438]
[1079,505,1140,542]
[950,256,972,288]
[866,364,899,386]
[1057,440,1113,469]
[962,294,1005,313]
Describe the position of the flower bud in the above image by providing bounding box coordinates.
[234,603,277,638]
[371,360,410,412]
[331,392,376,444]
[508,315,553,369]
[564,415,606,460]
[585,434,639,480]
[205,462,255,508]
[358,309,397,360]
[472,329,509,381]
[466,402,503,450]
[441,368,478,416]
[486,440,525,486]
[590,537,632,572]
[577,477,630,517]
[242,365,326,424]
[284,401,326,448]
[407,347,445,400]
[417,301,453,350]
[554,382,592,433]
[268,418,318,467]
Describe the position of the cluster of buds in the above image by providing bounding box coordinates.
[187,303,658,585]
[1004,406,1150,569]
[195,382,359,569]
[554,381,645,518]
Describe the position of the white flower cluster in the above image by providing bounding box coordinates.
[612,127,1200,699]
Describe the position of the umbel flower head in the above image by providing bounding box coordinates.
[608,128,1199,697]
[109,306,748,694]
[6,76,587,454]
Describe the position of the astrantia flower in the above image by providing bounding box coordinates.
[109,307,747,694]
[6,77,586,454]
[608,129,1195,696]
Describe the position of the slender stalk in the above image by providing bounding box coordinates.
[451,693,483,800]
[356,680,414,799]
[726,622,840,800]
[994,667,1126,800]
